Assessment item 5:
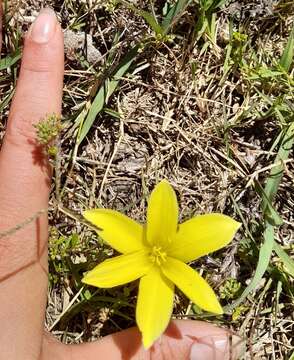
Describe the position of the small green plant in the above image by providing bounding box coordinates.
[219,278,242,300]
[34,114,62,157]
[232,304,249,321]
[48,228,81,285]
[49,228,80,260]
[193,0,230,43]
[34,113,61,145]
[103,0,119,13]
[221,28,249,82]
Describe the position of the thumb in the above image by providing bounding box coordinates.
[43,320,245,360]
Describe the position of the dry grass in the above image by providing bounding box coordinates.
[1,0,294,358]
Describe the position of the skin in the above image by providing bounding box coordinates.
[0,5,241,360]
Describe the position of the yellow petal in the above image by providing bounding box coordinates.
[82,251,150,288]
[146,180,178,247]
[83,209,145,254]
[136,267,174,349]
[162,257,223,314]
[168,214,241,262]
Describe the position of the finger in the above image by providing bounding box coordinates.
[0,8,63,271]
[0,0,2,54]
[0,0,3,54]
[0,8,63,359]
[43,321,245,360]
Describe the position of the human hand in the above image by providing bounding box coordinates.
[0,6,244,359]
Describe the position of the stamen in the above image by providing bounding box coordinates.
[149,246,167,266]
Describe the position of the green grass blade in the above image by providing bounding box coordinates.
[0,50,21,70]
[279,26,294,72]
[256,182,283,226]
[78,45,139,144]
[211,0,229,9]
[262,122,294,213]
[207,12,217,42]
[200,0,214,11]
[194,14,208,42]
[78,86,106,145]
[220,42,232,82]
[161,0,190,32]
[201,0,228,11]
[266,130,283,160]
[273,242,294,278]
[226,123,294,312]
[0,89,14,112]
[119,1,164,36]
[138,9,164,36]
[224,223,274,312]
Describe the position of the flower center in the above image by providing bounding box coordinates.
[149,246,167,266]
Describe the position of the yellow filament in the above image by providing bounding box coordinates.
[149,246,167,266]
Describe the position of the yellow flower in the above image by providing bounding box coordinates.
[82,180,241,348]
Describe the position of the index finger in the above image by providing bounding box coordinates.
[0,1,2,54]
[0,7,64,358]
[0,7,63,275]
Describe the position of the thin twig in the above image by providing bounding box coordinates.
[0,209,47,240]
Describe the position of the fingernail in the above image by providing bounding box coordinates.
[28,8,57,44]
[190,334,245,360]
